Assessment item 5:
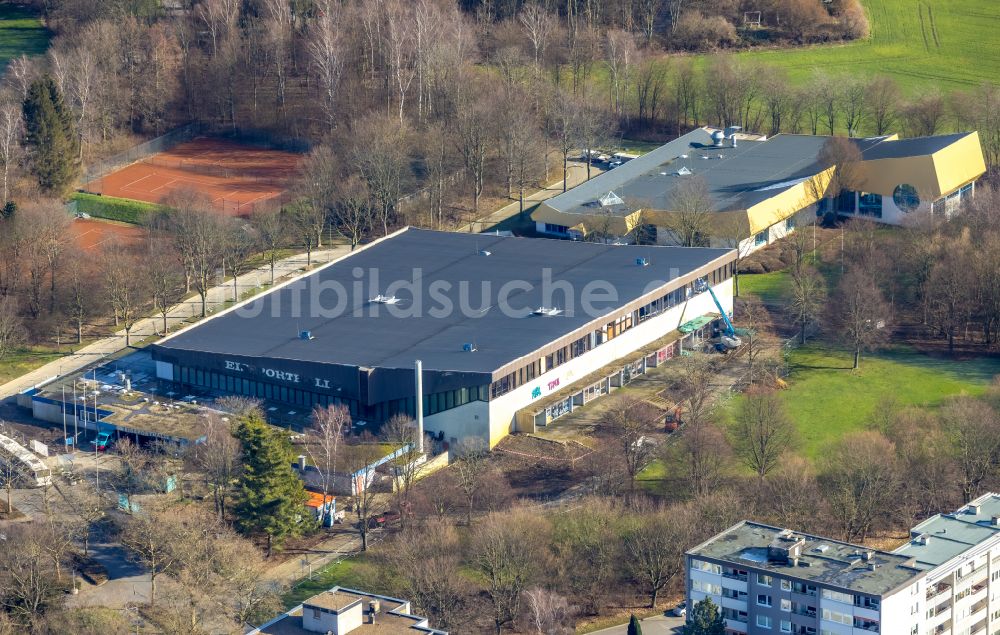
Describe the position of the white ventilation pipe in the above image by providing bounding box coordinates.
[414,359,424,454]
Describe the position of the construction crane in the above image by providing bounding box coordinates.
[694,278,742,349]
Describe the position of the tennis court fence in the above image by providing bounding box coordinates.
[82,122,207,183]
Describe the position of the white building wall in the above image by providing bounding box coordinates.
[485,280,733,447]
[878,584,921,635]
[424,399,491,448]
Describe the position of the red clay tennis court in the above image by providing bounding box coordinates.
[70,218,146,252]
[84,137,303,215]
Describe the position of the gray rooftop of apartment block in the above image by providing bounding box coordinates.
[544,129,975,218]
[893,493,1000,570]
[688,520,924,596]
[153,228,733,375]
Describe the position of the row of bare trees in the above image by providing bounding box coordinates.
[0,189,316,360]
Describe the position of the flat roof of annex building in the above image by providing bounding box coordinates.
[152,227,734,379]
[893,493,1000,571]
[541,128,983,219]
[688,520,925,597]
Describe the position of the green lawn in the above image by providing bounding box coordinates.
[0,5,49,71]
[737,271,791,304]
[281,555,376,609]
[762,346,1000,459]
[728,0,1000,94]
[0,345,77,386]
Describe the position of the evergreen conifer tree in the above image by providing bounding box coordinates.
[686,598,725,635]
[627,614,643,635]
[22,75,80,195]
[234,411,308,556]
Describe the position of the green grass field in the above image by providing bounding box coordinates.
[736,271,792,303]
[729,0,1000,94]
[281,555,376,609]
[762,346,1000,459]
[0,5,49,71]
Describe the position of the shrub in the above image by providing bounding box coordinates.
[671,11,738,51]
[739,260,766,275]
[70,192,161,224]
[839,0,870,39]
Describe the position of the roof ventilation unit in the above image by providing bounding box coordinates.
[299,330,314,340]
[636,258,649,267]
[369,294,400,305]
[462,343,477,352]
[725,125,743,147]
[479,250,492,256]
[533,307,563,317]
[712,129,725,147]
[675,166,693,176]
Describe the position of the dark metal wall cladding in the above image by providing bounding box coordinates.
[151,345,363,400]
[151,345,490,405]
[364,367,491,404]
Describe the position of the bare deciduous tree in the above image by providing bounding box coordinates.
[606,396,659,498]
[820,431,900,542]
[665,175,713,247]
[0,297,25,362]
[732,388,797,479]
[622,506,692,608]
[308,404,349,527]
[470,507,548,635]
[789,264,827,344]
[830,268,891,369]
[941,397,1000,503]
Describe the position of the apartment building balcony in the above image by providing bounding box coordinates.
[725,618,748,633]
[791,605,817,618]
[928,597,952,619]
[720,595,747,613]
[928,622,950,635]
[722,569,748,582]
[970,596,988,616]
[853,618,880,632]
[927,581,952,603]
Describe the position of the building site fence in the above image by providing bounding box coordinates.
[82,122,206,183]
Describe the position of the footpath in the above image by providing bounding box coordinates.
[456,160,600,233]
[0,246,347,400]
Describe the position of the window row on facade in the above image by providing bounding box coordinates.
[173,365,489,423]
[489,262,734,399]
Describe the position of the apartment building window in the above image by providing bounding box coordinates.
[780,579,792,591]
[781,621,792,633]
[756,615,772,629]
[758,574,773,586]
[693,580,722,595]
[757,594,772,607]
[691,559,722,575]
[821,608,852,625]
[754,230,768,247]
[821,589,854,604]
[780,599,791,612]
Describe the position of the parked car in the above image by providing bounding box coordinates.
[670,601,686,617]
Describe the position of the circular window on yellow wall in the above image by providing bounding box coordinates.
[892,184,920,212]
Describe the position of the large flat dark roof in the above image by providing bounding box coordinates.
[154,228,732,375]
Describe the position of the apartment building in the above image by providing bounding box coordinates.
[686,493,1000,635]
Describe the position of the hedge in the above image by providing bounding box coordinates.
[70,192,163,225]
